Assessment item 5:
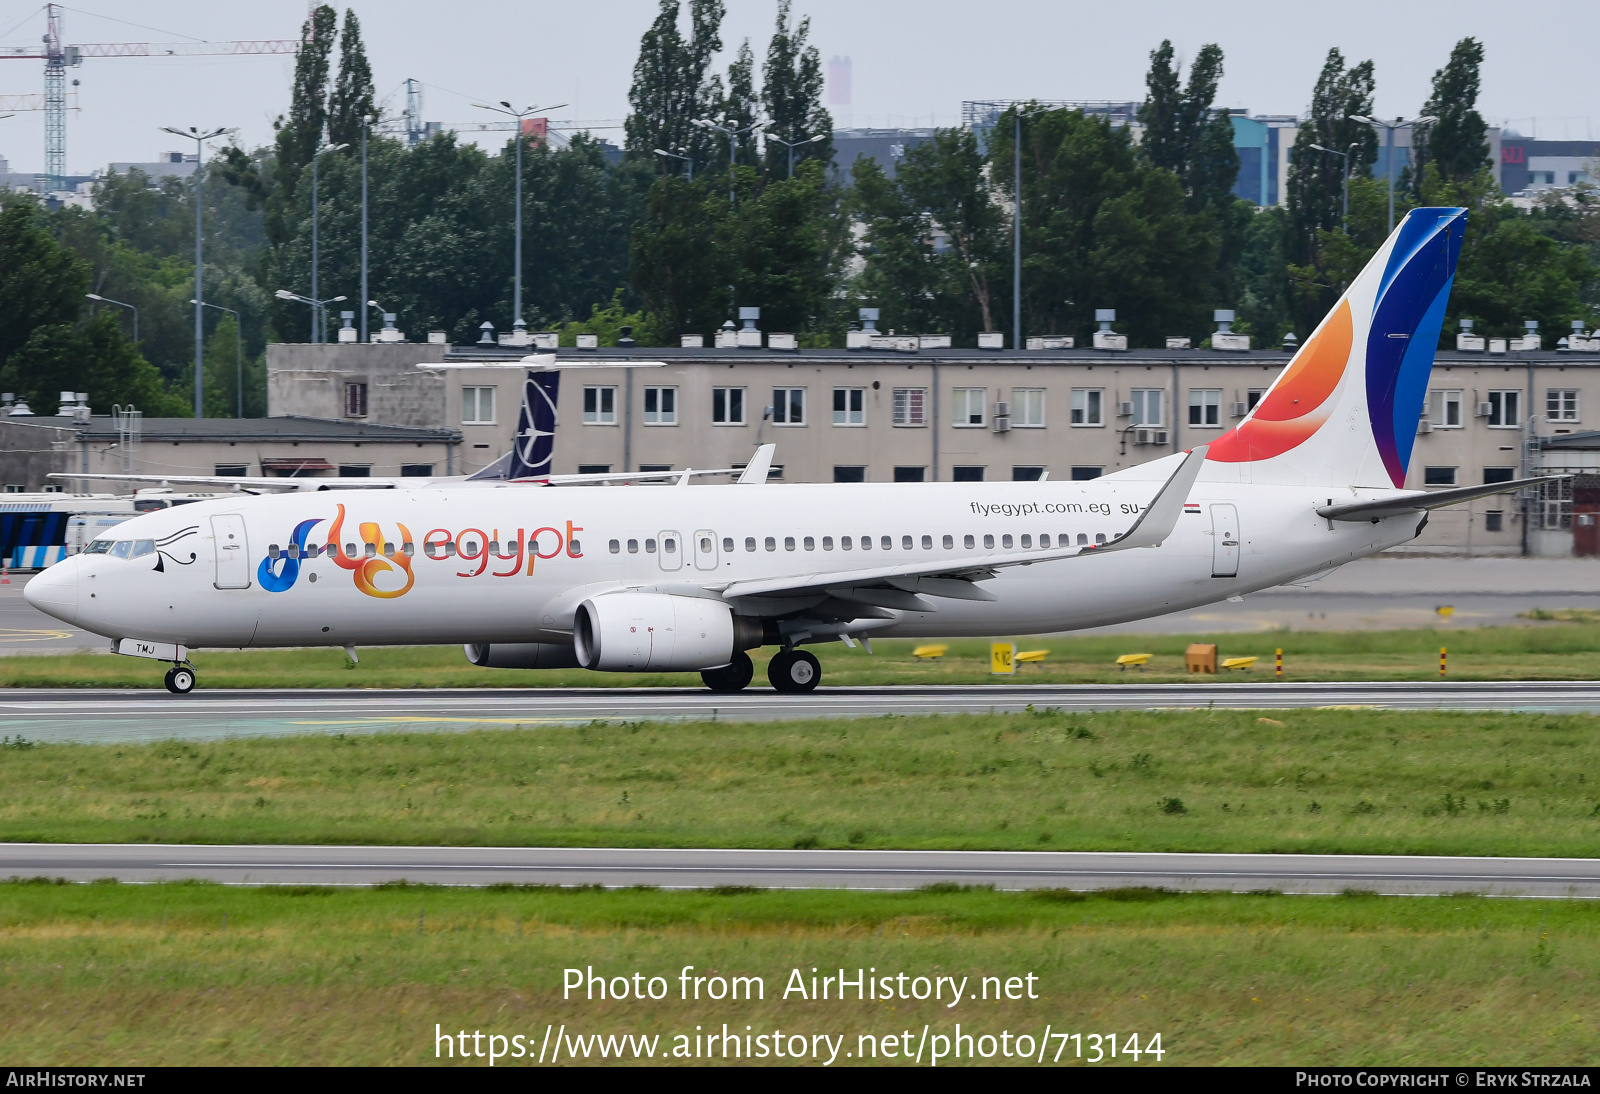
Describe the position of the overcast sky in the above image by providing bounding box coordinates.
[1,0,1595,175]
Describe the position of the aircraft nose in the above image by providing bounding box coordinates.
[23,560,78,624]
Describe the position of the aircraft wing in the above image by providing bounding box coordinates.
[714,446,1208,608]
[1316,475,1558,522]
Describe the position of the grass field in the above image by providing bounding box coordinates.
[0,881,1595,1066]
[7,621,1600,688]
[5,708,1600,856]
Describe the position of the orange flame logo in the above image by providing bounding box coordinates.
[326,504,415,599]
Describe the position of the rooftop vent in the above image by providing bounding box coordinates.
[477,321,495,345]
[715,318,738,349]
[1512,320,1541,352]
[977,331,1004,350]
[1027,335,1074,350]
[1212,309,1249,352]
[848,307,879,349]
[338,311,358,344]
[1456,318,1484,352]
[737,307,762,348]
[1281,330,1299,352]
[1569,319,1599,353]
[377,313,403,343]
[1092,309,1126,352]
[1164,336,1190,350]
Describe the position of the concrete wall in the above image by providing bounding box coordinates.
[268,342,450,429]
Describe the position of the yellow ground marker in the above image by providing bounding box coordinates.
[1222,656,1259,671]
[912,644,949,660]
[1115,653,1152,671]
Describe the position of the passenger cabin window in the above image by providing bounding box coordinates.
[712,387,745,425]
[462,386,496,425]
[583,386,617,425]
[833,388,865,426]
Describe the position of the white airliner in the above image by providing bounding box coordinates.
[25,207,1542,694]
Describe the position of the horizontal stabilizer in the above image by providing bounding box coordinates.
[1316,476,1558,522]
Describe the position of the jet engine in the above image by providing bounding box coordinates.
[574,592,761,672]
[463,642,581,669]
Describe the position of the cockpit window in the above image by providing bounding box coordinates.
[108,540,132,559]
[130,540,155,558]
[84,539,112,554]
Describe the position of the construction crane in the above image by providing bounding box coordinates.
[0,4,300,193]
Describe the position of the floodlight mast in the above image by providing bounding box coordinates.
[85,293,136,344]
[694,116,760,203]
[764,130,825,178]
[1348,115,1437,233]
[473,100,567,338]
[161,125,232,417]
[1308,141,1358,229]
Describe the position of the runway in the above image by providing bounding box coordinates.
[4,680,1600,743]
[3,842,1597,896]
[9,684,1600,742]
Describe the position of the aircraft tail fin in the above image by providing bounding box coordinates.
[506,370,560,481]
[1204,206,1467,488]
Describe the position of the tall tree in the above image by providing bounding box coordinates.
[624,0,725,174]
[0,199,90,366]
[1286,49,1377,251]
[1411,37,1490,189]
[327,8,377,150]
[1137,41,1238,209]
[712,40,761,172]
[761,0,831,177]
[273,4,337,208]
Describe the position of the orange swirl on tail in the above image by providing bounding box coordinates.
[1208,301,1353,463]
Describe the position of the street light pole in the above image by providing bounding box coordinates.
[764,131,826,178]
[473,100,568,338]
[310,141,348,344]
[84,294,137,344]
[654,147,692,181]
[360,115,371,344]
[193,299,242,418]
[1309,142,1356,230]
[1013,110,1022,353]
[693,117,760,203]
[1348,115,1436,234]
[275,290,346,356]
[161,125,231,418]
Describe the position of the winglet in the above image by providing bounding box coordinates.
[1091,445,1208,553]
[738,444,776,485]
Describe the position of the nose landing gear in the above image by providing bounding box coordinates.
[163,665,196,694]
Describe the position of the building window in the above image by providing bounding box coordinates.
[339,465,371,478]
[952,388,985,426]
[892,388,927,427]
[712,387,745,425]
[1548,389,1579,422]
[643,386,677,425]
[1429,389,1463,428]
[1536,478,1572,529]
[578,464,611,474]
[1013,388,1044,427]
[400,464,433,477]
[1487,389,1520,428]
[1071,466,1103,480]
[953,466,984,482]
[772,387,805,425]
[1246,389,1265,410]
[639,463,671,473]
[1012,466,1044,481]
[1070,388,1102,426]
[344,382,368,418]
[214,464,248,477]
[1130,388,1164,426]
[1485,510,1504,533]
[832,388,864,426]
[893,466,925,482]
[833,465,865,482]
[1188,388,1221,427]
[461,386,495,425]
[582,386,617,424]
[1483,466,1516,484]
[1423,466,1457,486]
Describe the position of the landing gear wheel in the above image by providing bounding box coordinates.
[767,649,820,693]
[164,666,195,695]
[701,650,754,693]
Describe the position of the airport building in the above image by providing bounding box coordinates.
[265,323,1600,558]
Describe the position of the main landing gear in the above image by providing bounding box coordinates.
[767,649,821,693]
[163,665,196,694]
[700,650,754,693]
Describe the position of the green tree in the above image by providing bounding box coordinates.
[990,106,1218,346]
[1137,41,1238,210]
[629,175,732,338]
[0,199,88,367]
[327,8,376,150]
[761,0,831,177]
[273,3,337,221]
[1411,38,1489,191]
[201,312,265,418]
[711,39,761,173]
[3,313,184,417]
[624,0,725,174]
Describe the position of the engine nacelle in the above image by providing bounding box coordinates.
[574,593,754,672]
[463,642,580,669]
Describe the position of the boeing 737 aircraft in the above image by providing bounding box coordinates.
[25,207,1543,694]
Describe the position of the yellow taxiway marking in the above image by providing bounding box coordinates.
[0,628,73,641]
[289,717,576,726]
